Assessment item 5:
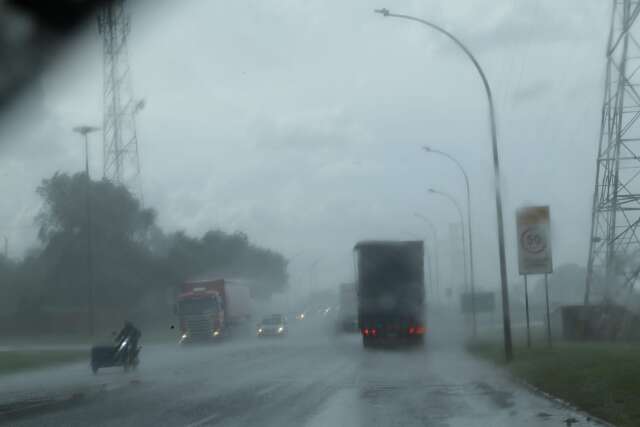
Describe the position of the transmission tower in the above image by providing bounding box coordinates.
[586,0,640,304]
[97,0,144,199]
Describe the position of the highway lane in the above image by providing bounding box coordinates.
[2,317,603,427]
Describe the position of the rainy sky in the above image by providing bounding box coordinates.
[0,0,609,292]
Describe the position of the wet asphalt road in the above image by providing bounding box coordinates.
[1,317,604,427]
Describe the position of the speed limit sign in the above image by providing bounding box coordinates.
[516,206,553,274]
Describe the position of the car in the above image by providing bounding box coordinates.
[256,314,288,337]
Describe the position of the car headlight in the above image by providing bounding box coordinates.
[278,327,284,333]
[213,330,220,337]
[180,333,188,342]
[257,328,263,334]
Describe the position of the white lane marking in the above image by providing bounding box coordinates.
[184,412,220,427]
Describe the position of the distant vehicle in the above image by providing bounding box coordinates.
[354,240,426,347]
[176,279,251,343]
[338,283,358,332]
[257,314,288,337]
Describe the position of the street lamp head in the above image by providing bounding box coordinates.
[428,188,436,194]
[374,8,390,16]
[73,125,100,135]
[422,146,432,152]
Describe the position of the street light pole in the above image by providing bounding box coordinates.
[73,125,100,341]
[402,231,434,300]
[375,8,512,361]
[429,189,468,299]
[309,258,321,295]
[423,147,477,337]
[414,213,441,303]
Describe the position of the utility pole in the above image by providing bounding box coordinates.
[586,0,640,303]
[414,213,441,303]
[98,0,144,201]
[309,258,321,296]
[423,147,477,335]
[429,189,469,293]
[73,125,100,340]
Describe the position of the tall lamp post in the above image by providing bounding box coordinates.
[309,258,321,295]
[428,189,468,297]
[374,8,511,360]
[413,213,441,303]
[423,147,477,337]
[73,125,100,340]
[402,231,435,300]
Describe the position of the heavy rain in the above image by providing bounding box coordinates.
[0,1,636,426]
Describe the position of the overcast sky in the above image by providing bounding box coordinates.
[0,0,609,296]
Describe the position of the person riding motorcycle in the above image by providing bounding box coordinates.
[115,321,141,365]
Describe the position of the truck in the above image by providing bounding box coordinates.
[337,283,358,332]
[175,279,251,343]
[354,240,426,347]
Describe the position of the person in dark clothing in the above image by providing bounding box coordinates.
[115,321,141,363]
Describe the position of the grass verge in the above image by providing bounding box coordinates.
[0,350,88,377]
[468,340,640,427]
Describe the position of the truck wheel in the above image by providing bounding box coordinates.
[411,335,425,347]
[362,336,373,348]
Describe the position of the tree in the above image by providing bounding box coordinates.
[34,172,157,310]
[7,171,290,336]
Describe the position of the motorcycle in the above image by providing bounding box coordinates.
[90,336,140,374]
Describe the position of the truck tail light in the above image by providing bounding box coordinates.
[371,328,377,336]
[362,328,369,336]
[408,327,416,335]
[415,326,426,335]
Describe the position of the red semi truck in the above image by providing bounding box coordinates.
[176,279,251,343]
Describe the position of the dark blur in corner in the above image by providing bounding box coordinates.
[0,0,113,116]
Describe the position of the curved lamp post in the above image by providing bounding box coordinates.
[375,8,511,360]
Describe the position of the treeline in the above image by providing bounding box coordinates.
[0,172,288,336]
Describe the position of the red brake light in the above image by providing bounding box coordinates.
[371,328,377,336]
[415,326,426,335]
[408,327,416,335]
[363,328,369,336]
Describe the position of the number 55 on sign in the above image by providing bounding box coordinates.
[516,206,553,275]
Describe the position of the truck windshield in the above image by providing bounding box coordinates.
[179,298,218,315]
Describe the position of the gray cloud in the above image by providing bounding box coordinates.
[0,0,613,290]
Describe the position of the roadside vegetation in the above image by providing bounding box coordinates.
[468,339,640,427]
[0,350,88,377]
[0,172,289,338]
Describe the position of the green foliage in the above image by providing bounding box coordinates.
[0,350,88,376]
[0,172,289,333]
[469,340,640,427]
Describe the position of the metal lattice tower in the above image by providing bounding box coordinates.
[586,0,640,304]
[97,0,143,199]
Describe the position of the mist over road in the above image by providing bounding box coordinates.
[2,315,600,427]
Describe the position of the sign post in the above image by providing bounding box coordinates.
[544,273,551,347]
[524,275,531,348]
[516,206,553,347]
